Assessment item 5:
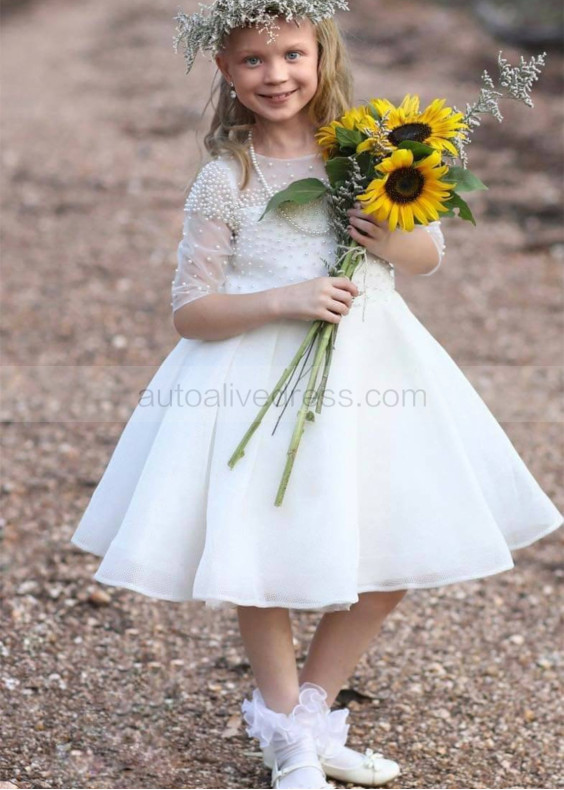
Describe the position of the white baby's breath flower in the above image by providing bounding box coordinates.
[452,50,547,166]
[173,0,350,74]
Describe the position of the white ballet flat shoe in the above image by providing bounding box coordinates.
[314,747,400,787]
[271,756,334,789]
[264,743,399,788]
[262,682,400,788]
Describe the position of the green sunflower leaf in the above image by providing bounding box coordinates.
[335,126,363,150]
[325,157,352,188]
[356,150,374,180]
[258,178,328,221]
[444,192,476,225]
[446,166,488,192]
[397,140,437,159]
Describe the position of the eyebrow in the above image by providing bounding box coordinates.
[237,42,309,54]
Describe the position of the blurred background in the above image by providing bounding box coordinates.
[1,1,563,788]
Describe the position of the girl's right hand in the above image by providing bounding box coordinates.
[274,276,360,323]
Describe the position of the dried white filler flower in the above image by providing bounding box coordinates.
[453,50,548,167]
[173,0,350,74]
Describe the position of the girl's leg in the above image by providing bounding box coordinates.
[237,605,300,712]
[298,590,408,707]
[237,606,328,788]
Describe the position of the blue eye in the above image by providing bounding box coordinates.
[244,51,301,66]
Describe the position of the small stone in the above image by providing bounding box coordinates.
[111,334,128,349]
[16,580,39,595]
[87,589,111,606]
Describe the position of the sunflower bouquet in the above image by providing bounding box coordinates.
[228,50,547,506]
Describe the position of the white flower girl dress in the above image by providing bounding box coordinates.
[70,149,563,612]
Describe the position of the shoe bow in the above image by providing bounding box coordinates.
[362,748,386,769]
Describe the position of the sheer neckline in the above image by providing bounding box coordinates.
[253,150,322,161]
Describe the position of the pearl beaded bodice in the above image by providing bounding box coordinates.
[171,152,445,314]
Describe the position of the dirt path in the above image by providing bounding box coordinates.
[1,0,562,787]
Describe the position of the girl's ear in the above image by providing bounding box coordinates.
[215,54,231,83]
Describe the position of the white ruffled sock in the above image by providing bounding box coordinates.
[297,683,390,774]
[241,686,329,789]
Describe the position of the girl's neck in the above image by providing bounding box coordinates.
[250,122,319,159]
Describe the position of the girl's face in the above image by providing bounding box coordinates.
[216,16,319,123]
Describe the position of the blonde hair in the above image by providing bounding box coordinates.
[187,17,354,193]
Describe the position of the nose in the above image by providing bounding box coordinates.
[263,60,289,85]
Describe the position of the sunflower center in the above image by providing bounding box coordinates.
[385,167,424,204]
[389,122,432,146]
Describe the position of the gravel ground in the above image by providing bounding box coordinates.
[1,0,563,787]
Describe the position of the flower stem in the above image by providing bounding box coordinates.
[315,324,337,414]
[272,321,323,434]
[274,321,334,506]
[227,319,323,469]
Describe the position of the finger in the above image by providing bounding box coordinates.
[347,224,367,245]
[351,206,387,230]
[328,297,349,315]
[349,214,379,237]
[331,288,354,306]
[323,310,341,324]
[333,277,359,296]
[349,209,390,234]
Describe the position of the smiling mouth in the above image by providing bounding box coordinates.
[259,89,297,100]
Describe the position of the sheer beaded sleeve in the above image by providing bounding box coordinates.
[171,158,239,313]
[419,220,445,276]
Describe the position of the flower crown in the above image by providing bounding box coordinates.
[173,0,350,74]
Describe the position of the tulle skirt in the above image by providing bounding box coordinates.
[70,277,563,612]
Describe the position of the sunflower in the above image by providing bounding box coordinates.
[315,106,371,160]
[369,94,468,157]
[314,123,339,160]
[370,94,419,121]
[356,148,457,232]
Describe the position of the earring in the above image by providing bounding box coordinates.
[229,82,237,99]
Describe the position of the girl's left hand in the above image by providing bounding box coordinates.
[347,202,392,259]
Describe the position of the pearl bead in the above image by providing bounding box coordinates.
[169,129,412,314]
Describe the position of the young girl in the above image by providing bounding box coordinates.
[70,2,563,788]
